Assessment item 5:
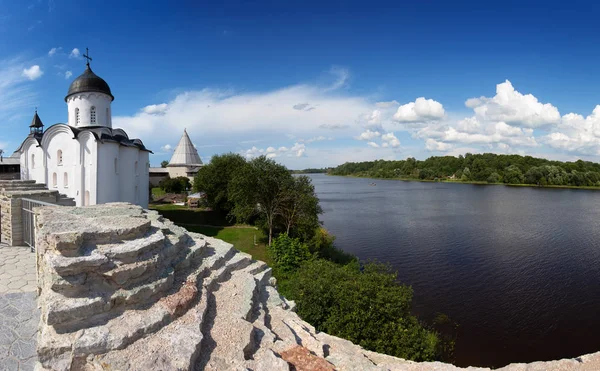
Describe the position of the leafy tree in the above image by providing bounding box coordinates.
[159,176,191,194]
[280,259,439,361]
[503,165,524,184]
[229,156,291,245]
[160,160,169,168]
[487,172,501,183]
[461,167,471,181]
[278,175,322,239]
[194,153,247,212]
[269,234,312,273]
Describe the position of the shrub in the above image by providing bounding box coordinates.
[159,176,191,194]
[268,234,311,273]
[279,259,440,361]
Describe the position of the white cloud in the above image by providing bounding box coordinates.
[425,139,454,152]
[542,106,600,155]
[324,66,349,91]
[22,65,43,80]
[367,141,379,148]
[356,130,381,141]
[465,80,560,128]
[113,84,372,143]
[393,97,445,123]
[244,142,306,159]
[48,47,62,56]
[381,132,400,148]
[64,71,72,79]
[160,144,172,152]
[142,103,168,115]
[69,48,81,59]
[0,58,38,119]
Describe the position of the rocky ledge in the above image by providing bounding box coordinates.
[34,203,600,370]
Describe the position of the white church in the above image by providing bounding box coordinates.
[14,52,151,207]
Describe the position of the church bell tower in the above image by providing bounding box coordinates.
[65,48,114,128]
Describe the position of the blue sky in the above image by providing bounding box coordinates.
[2,0,600,168]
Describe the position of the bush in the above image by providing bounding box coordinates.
[486,172,501,183]
[159,176,191,194]
[279,259,440,361]
[308,227,356,265]
[269,234,312,273]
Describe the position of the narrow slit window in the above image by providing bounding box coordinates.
[57,150,63,166]
[52,172,57,188]
[75,108,80,125]
[63,172,68,188]
[90,106,96,124]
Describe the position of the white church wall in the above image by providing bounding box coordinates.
[79,132,98,206]
[67,93,112,128]
[44,129,75,198]
[138,151,150,208]
[97,142,120,204]
[118,146,138,205]
[20,139,44,183]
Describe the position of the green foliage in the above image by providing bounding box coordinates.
[486,172,501,183]
[159,176,191,194]
[193,153,248,212]
[330,153,600,187]
[269,234,312,273]
[229,156,296,245]
[160,160,169,168]
[308,227,356,265]
[279,260,440,361]
[279,175,322,241]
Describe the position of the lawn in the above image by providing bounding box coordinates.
[150,204,271,264]
[151,187,166,198]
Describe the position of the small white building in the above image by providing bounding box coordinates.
[14,57,151,207]
[149,129,203,186]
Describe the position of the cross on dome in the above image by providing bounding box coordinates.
[83,47,92,68]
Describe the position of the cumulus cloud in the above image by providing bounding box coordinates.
[22,65,43,80]
[542,107,600,155]
[465,80,560,128]
[160,144,172,152]
[356,129,381,141]
[393,97,445,123]
[381,132,400,148]
[142,103,168,115]
[367,141,380,148]
[244,142,306,159]
[64,71,72,79]
[425,139,454,152]
[48,47,62,56]
[69,48,81,59]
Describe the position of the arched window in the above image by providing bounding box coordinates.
[90,106,96,124]
[75,108,80,125]
[31,154,35,169]
[57,150,63,166]
[52,172,57,188]
[114,158,118,174]
[63,172,68,188]
[84,191,90,206]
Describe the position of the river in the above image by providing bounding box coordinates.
[308,173,600,368]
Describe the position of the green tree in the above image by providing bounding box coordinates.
[503,165,524,184]
[487,172,501,183]
[229,156,292,246]
[159,176,191,194]
[278,175,322,239]
[160,160,169,168]
[280,260,439,361]
[194,153,247,212]
[269,234,312,273]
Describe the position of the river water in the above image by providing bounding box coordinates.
[308,174,600,368]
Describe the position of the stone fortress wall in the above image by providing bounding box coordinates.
[33,203,600,370]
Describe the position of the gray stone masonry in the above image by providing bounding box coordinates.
[31,203,600,371]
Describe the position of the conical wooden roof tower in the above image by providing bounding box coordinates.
[168,129,203,167]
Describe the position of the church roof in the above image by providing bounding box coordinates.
[65,65,114,102]
[168,129,203,167]
[29,111,44,128]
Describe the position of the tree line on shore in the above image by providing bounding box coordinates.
[193,153,450,362]
[330,153,600,186]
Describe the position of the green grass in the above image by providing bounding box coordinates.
[152,187,166,197]
[185,225,271,264]
[150,205,271,264]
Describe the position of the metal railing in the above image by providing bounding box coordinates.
[22,198,57,251]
